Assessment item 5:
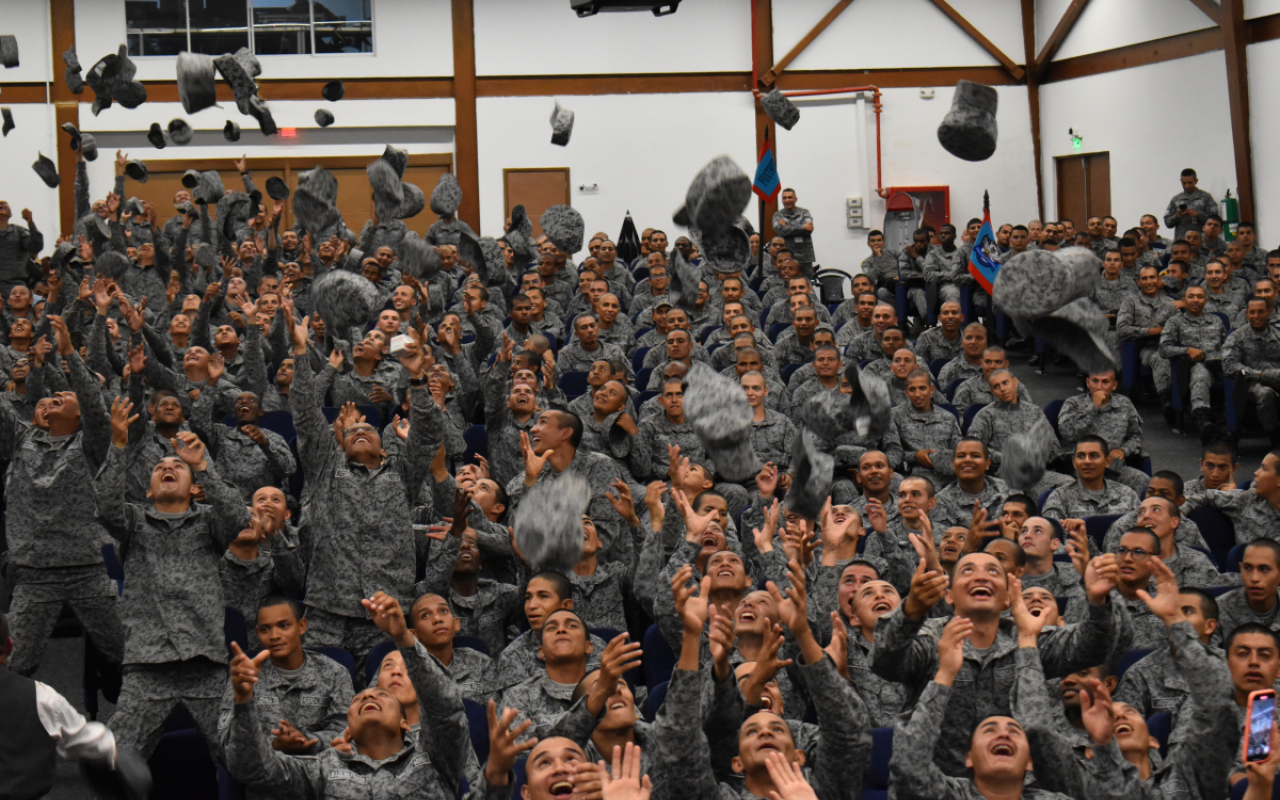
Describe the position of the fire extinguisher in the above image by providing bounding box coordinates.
[1222,189,1240,241]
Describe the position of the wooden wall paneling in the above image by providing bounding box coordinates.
[503,169,571,239]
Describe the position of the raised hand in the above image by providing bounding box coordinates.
[865,497,888,534]
[763,751,818,800]
[1136,557,1186,626]
[964,501,1001,554]
[823,610,850,681]
[48,315,73,356]
[765,558,810,636]
[757,461,779,498]
[520,430,550,486]
[361,591,413,647]
[110,396,138,449]
[1078,678,1116,747]
[229,641,271,704]
[903,557,949,620]
[1084,554,1120,606]
[1063,519,1091,579]
[672,566,712,633]
[707,605,736,680]
[485,700,537,786]
[270,720,319,754]
[935,615,972,685]
[170,430,209,472]
[672,487,716,541]
[328,348,345,370]
[600,743,651,800]
[606,479,639,527]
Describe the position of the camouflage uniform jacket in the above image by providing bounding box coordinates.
[218,649,354,754]
[1182,489,1280,544]
[884,405,961,482]
[291,356,445,618]
[749,409,797,471]
[930,477,1008,530]
[661,656,870,800]
[1,351,112,568]
[936,356,983,390]
[481,366,539,489]
[1057,393,1144,457]
[1163,190,1219,240]
[1118,292,1177,342]
[1042,480,1140,521]
[416,533,523,657]
[969,398,1056,465]
[568,562,631,633]
[914,327,964,366]
[870,600,1125,776]
[1224,323,1280,380]
[631,413,703,481]
[94,446,252,665]
[218,529,307,633]
[1158,312,1225,362]
[890,678,1079,800]
[1103,511,1209,554]
[225,640,482,800]
[1164,545,1238,588]
[952,376,1032,412]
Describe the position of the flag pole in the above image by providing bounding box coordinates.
[758,127,768,277]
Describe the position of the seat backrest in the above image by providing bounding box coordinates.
[1116,648,1154,683]
[558,371,589,397]
[1147,711,1172,757]
[1043,399,1065,436]
[224,607,249,654]
[1083,514,1121,552]
[463,425,488,461]
[929,358,948,379]
[306,646,357,685]
[642,624,676,689]
[945,378,965,401]
[464,698,490,764]
[962,404,982,434]
[643,680,669,723]
[768,322,789,343]
[1227,542,1246,572]
[1186,507,1237,568]
[865,727,895,791]
[454,635,491,655]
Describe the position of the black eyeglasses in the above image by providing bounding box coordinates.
[1117,546,1153,560]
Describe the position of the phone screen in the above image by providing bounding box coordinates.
[1248,693,1276,762]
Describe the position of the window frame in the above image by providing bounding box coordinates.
[125,0,375,57]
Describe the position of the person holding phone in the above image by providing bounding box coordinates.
[1163,168,1220,241]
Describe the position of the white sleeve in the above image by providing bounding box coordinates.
[34,681,117,767]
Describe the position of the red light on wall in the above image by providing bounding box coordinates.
[279,128,297,138]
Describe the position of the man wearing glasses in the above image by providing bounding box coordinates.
[1109,528,1171,648]
[1129,495,1236,588]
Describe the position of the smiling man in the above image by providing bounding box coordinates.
[218,596,352,767]
[872,547,1124,776]
[225,592,490,800]
[931,437,1007,529]
[192,390,296,502]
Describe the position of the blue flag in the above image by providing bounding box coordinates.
[968,191,1000,293]
[753,139,780,203]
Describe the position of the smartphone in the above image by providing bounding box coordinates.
[1245,689,1276,763]
[1179,203,1188,210]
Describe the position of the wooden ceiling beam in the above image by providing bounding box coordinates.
[926,0,1025,80]
[760,0,853,87]
[1034,0,1093,80]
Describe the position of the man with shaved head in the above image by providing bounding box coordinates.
[872,544,1125,776]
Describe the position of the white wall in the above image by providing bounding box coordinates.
[1037,0,1213,61]
[1247,0,1280,17]
[778,84,1038,274]
[474,0,750,75]
[4,1,53,84]
[775,0,1020,71]
[73,0,453,80]
[475,92,757,243]
[1038,51,1235,237]
[1,104,63,242]
[1247,38,1280,236]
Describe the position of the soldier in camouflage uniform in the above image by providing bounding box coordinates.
[404,592,493,704]
[952,348,1033,412]
[1117,265,1177,414]
[1225,297,1280,445]
[631,376,704,480]
[1135,495,1236,588]
[1041,438,1141,521]
[217,597,353,776]
[1056,370,1149,493]
[225,592,488,800]
[219,488,306,649]
[742,370,797,472]
[884,369,961,489]
[843,303,898,363]
[1163,168,1220,241]
[1115,587,1221,719]
[936,323,988,391]
[96,415,251,758]
[3,318,124,679]
[923,227,966,307]
[913,302,965,367]
[772,189,816,270]
[1160,286,1227,439]
[660,555,872,800]
[930,438,1007,530]
[1214,540,1280,645]
[1182,451,1280,544]
[881,549,1124,780]
[1012,565,1237,800]
[498,609,597,743]
[863,477,938,595]
[1017,518,1087,622]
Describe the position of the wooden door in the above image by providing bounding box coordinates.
[1055,152,1110,224]
[110,154,452,236]
[503,168,571,238]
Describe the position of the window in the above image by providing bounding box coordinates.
[125,0,372,57]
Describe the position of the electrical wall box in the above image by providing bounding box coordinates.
[846,197,864,229]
